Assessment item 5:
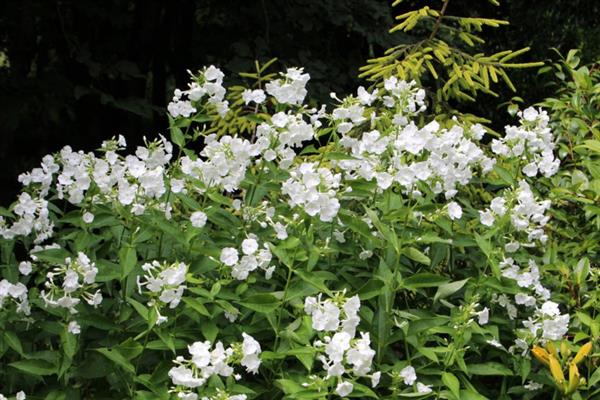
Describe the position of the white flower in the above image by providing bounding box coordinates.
[82,211,94,224]
[522,107,538,122]
[477,307,489,325]
[241,238,259,255]
[16,392,26,400]
[18,261,32,276]
[479,210,495,226]
[68,320,81,334]
[447,202,462,220]
[273,222,288,240]
[540,301,560,317]
[242,89,266,105]
[335,381,354,397]
[220,248,239,266]
[524,381,543,391]
[265,68,310,105]
[416,382,433,394]
[169,366,204,388]
[490,197,507,216]
[359,250,373,260]
[190,211,207,228]
[357,86,377,105]
[371,371,381,387]
[241,333,262,374]
[399,365,417,385]
[542,314,569,340]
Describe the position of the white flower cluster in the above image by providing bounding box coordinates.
[331,101,367,134]
[494,257,569,343]
[382,77,426,120]
[491,107,559,178]
[236,200,289,240]
[265,67,310,105]
[137,261,188,324]
[5,135,175,240]
[180,135,261,193]
[0,192,54,243]
[169,66,228,118]
[0,279,30,315]
[169,333,261,399]
[337,121,494,198]
[480,181,550,244]
[282,162,341,222]
[523,300,570,341]
[219,236,274,280]
[304,293,380,397]
[256,111,316,169]
[40,252,102,314]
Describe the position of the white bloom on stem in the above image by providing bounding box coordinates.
[18,261,32,276]
[416,382,433,394]
[241,238,259,255]
[242,89,266,105]
[447,201,462,220]
[371,371,381,387]
[335,381,354,397]
[399,365,417,385]
[479,210,495,226]
[190,211,207,228]
[68,320,81,335]
[241,332,262,374]
[82,211,94,224]
[477,307,489,325]
[220,248,239,266]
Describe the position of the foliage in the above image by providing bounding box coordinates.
[359,0,542,107]
[535,50,600,398]
[0,58,598,400]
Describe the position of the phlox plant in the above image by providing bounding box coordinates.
[0,63,596,400]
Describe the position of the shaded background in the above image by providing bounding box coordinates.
[1,0,599,205]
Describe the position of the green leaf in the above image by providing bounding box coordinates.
[169,124,185,148]
[31,248,71,265]
[96,259,121,282]
[434,279,469,303]
[183,297,211,317]
[579,140,600,154]
[467,362,513,376]
[9,359,56,376]
[94,348,135,374]
[459,390,489,400]
[3,330,23,355]
[358,279,386,300]
[60,326,78,359]
[404,247,431,265]
[442,371,461,398]
[286,347,316,371]
[403,273,450,289]
[238,293,281,314]
[127,297,149,321]
[119,245,137,280]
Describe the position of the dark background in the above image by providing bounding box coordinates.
[1,0,599,205]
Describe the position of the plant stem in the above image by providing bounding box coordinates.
[429,0,451,40]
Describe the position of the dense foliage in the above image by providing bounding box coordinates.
[2,1,600,399]
[0,55,598,399]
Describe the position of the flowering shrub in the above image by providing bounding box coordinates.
[0,64,597,399]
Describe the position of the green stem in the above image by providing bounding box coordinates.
[273,247,298,351]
